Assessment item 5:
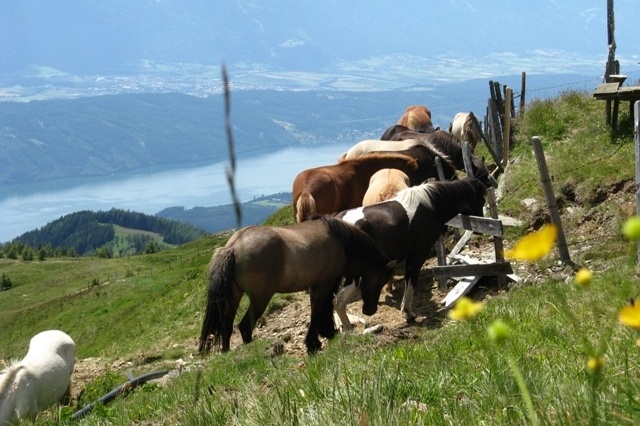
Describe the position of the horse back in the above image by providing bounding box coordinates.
[292,167,343,221]
[363,169,410,206]
[231,222,347,293]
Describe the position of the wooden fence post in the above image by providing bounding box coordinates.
[531,137,572,264]
[502,87,512,167]
[635,101,640,263]
[519,71,526,117]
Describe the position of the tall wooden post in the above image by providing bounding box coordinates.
[603,0,618,124]
[502,87,512,167]
[606,0,616,80]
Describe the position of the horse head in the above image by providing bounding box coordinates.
[459,178,488,217]
[360,259,397,316]
[397,105,434,134]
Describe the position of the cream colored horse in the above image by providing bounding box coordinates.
[0,330,76,424]
[449,112,481,151]
[362,168,410,206]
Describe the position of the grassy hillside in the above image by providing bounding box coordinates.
[1,91,639,425]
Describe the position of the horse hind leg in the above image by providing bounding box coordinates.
[400,279,417,323]
[238,295,271,345]
[59,382,72,406]
[317,291,337,340]
[333,280,359,331]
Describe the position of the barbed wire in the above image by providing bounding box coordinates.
[512,68,640,98]
[499,140,632,200]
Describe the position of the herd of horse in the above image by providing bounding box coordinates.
[0,105,489,424]
[200,105,494,355]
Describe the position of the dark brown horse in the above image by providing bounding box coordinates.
[198,215,395,354]
[292,153,420,223]
[387,130,495,188]
[340,138,459,184]
[334,178,487,326]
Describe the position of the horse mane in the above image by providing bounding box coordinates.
[338,152,418,170]
[319,216,388,265]
[393,179,487,217]
[423,131,491,185]
[412,138,458,174]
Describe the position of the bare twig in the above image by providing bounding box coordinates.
[222,65,242,228]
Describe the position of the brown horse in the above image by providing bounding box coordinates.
[362,169,410,206]
[198,215,395,354]
[292,153,419,223]
[380,105,435,139]
[449,112,481,151]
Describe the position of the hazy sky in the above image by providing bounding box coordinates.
[1,0,637,80]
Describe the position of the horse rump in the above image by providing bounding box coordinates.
[294,191,317,223]
[199,248,236,354]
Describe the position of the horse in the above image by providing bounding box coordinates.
[362,169,410,206]
[449,112,481,151]
[292,153,420,223]
[339,138,459,184]
[333,178,487,327]
[380,105,435,140]
[0,330,76,425]
[421,130,495,188]
[198,215,395,355]
[383,130,494,188]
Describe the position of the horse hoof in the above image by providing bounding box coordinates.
[404,315,417,324]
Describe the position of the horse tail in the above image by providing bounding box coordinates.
[0,363,24,424]
[198,247,236,354]
[295,191,316,223]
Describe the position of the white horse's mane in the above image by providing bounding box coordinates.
[392,181,437,222]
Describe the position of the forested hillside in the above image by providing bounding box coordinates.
[156,192,291,233]
[9,208,206,256]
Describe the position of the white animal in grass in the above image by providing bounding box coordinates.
[0,330,76,425]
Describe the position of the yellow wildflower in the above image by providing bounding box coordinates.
[619,300,640,331]
[448,297,484,321]
[574,268,593,287]
[587,356,604,373]
[504,223,557,262]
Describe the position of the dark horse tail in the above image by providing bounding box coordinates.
[198,247,236,354]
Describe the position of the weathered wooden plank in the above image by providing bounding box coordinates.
[442,276,480,307]
[451,254,520,282]
[424,262,513,278]
[445,215,503,237]
[617,86,640,101]
[593,82,621,98]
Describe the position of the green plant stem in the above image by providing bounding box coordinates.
[506,353,539,426]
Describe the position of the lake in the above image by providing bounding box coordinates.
[0,142,353,242]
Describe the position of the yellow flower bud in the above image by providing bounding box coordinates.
[587,357,604,373]
[574,268,593,287]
